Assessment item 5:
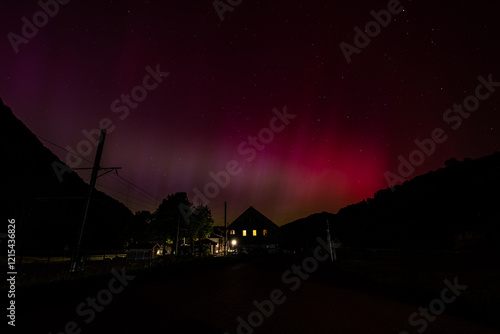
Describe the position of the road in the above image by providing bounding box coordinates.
[18,255,500,334]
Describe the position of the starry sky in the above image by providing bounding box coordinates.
[2,0,500,225]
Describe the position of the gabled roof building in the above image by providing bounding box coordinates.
[227,206,280,253]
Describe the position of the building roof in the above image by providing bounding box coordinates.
[228,206,279,230]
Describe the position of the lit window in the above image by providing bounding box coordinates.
[230,230,235,235]
[253,230,257,236]
[242,230,247,236]
[263,229,267,236]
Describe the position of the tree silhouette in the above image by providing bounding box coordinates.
[123,210,152,248]
[445,157,458,167]
[152,192,192,256]
[187,205,214,256]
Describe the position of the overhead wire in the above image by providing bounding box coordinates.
[35,133,94,166]
[96,182,158,209]
[33,132,181,214]
[107,173,163,203]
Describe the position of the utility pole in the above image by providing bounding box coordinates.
[224,201,227,256]
[71,129,107,272]
[326,219,337,262]
[175,211,180,256]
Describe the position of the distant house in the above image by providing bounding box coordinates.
[206,226,225,255]
[453,227,487,249]
[126,242,161,260]
[200,238,219,255]
[227,206,280,254]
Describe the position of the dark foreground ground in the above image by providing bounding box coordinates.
[11,251,500,334]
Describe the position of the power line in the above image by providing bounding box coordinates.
[35,133,94,167]
[96,182,157,206]
[101,173,163,213]
[104,174,160,204]
[117,175,164,202]
[109,173,163,202]
[94,190,146,213]
[35,132,163,211]
[106,197,144,213]
[96,182,158,209]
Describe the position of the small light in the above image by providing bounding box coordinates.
[231,240,237,246]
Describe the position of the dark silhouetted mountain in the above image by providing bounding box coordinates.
[280,212,335,252]
[1,98,133,254]
[282,152,500,251]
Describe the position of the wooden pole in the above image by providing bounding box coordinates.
[71,129,107,272]
[224,201,227,256]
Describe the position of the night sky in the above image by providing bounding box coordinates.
[2,0,500,225]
